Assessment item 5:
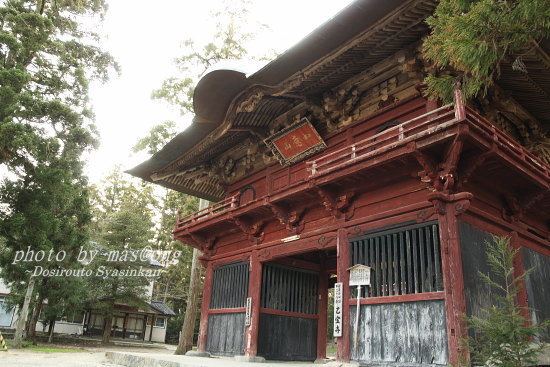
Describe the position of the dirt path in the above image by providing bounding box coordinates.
[0,343,176,366]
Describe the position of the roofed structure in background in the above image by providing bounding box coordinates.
[149,300,176,317]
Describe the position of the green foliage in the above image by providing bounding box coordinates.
[151,0,264,116]
[86,168,160,342]
[0,0,116,324]
[460,236,549,367]
[423,0,550,103]
[0,148,93,299]
[132,121,178,156]
[133,126,199,323]
[0,0,117,169]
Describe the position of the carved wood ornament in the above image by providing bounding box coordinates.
[232,217,266,245]
[411,122,476,217]
[501,189,549,223]
[414,133,466,194]
[315,187,356,220]
[185,232,217,255]
[268,203,306,234]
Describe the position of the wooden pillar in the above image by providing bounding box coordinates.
[430,192,471,366]
[88,313,95,334]
[244,251,262,357]
[509,232,530,321]
[197,260,214,352]
[83,310,90,334]
[122,313,129,339]
[454,87,466,121]
[149,314,156,342]
[142,315,147,340]
[316,258,328,360]
[336,228,351,362]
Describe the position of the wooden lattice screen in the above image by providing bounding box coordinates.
[209,261,250,309]
[350,222,443,297]
[260,263,319,315]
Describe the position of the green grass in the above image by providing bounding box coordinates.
[4,338,82,352]
[23,345,82,352]
[326,343,336,357]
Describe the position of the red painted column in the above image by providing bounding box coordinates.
[197,261,213,352]
[245,251,262,357]
[431,194,470,366]
[509,232,530,321]
[336,228,351,362]
[316,256,328,360]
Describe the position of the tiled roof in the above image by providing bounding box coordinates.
[149,300,177,316]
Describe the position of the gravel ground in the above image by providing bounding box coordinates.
[0,349,119,367]
[0,343,177,366]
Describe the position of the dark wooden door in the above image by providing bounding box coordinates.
[206,261,249,356]
[257,263,319,361]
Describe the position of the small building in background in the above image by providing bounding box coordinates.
[0,275,175,343]
[0,278,15,328]
[82,299,175,343]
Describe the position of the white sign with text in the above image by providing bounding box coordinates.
[333,282,343,337]
[245,297,252,326]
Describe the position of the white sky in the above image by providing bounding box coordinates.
[86,0,354,184]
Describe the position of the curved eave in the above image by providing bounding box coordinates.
[125,121,217,181]
[127,0,550,201]
[127,0,420,194]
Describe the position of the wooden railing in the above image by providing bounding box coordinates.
[175,195,237,229]
[464,106,548,176]
[306,103,456,177]
[174,90,549,231]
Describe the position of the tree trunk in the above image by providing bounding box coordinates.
[175,198,207,355]
[163,276,171,303]
[13,276,35,348]
[27,294,43,345]
[102,316,113,344]
[47,319,55,343]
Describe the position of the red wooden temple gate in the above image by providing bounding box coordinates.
[129,0,550,365]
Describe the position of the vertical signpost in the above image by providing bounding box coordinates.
[348,265,371,350]
[245,297,252,326]
[333,282,343,337]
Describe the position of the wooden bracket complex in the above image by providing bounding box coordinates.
[188,232,217,253]
[427,191,473,216]
[232,217,266,244]
[501,189,549,223]
[414,134,466,193]
[316,187,356,220]
[268,203,305,234]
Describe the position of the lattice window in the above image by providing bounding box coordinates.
[350,222,443,297]
[210,262,250,309]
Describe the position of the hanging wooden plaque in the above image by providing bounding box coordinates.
[264,118,327,166]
